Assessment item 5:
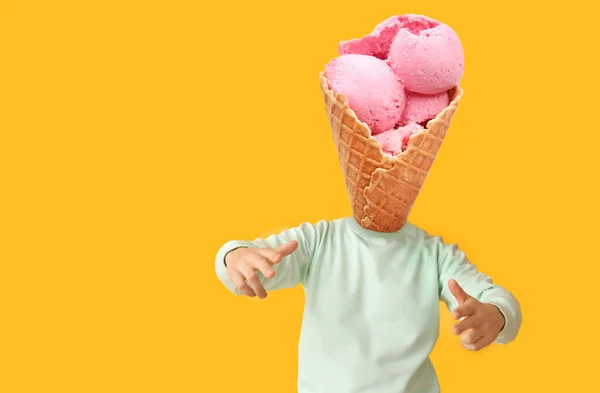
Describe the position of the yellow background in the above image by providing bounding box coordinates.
[1,0,599,392]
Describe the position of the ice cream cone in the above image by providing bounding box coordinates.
[319,72,463,232]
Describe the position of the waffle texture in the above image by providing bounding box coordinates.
[320,72,463,232]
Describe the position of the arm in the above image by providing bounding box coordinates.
[215,220,328,297]
[438,243,522,345]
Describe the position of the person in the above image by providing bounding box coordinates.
[215,216,522,393]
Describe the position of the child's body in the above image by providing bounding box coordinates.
[215,216,521,393]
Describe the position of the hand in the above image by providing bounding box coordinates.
[449,279,505,351]
[225,241,299,299]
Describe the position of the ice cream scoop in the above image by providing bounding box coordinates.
[339,14,464,95]
[400,91,450,125]
[375,122,424,156]
[387,15,464,94]
[338,16,406,60]
[325,54,406,134]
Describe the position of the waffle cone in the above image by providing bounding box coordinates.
[319,72,464,232]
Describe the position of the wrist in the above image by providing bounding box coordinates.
[491,304,506,332]
[224,246,247,267]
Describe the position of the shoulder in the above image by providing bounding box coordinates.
[287,217,334,240]
[403,222,451,254]
[301,217,332,232]
[403,222,440,242]
[308,216,352,232]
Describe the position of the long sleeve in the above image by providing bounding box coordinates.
[437,243,522,344]
[215,220,328,295]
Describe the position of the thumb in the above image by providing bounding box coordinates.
[273,240,299,259]
[448,279,470,305]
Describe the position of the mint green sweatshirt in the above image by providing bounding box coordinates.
[215,217,521,393]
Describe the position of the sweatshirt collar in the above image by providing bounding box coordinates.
[345,216,411,240]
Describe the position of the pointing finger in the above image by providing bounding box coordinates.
[247,253,275,278]
[449,279,470,305]
[273,241,299,258]
[256,248,283,264]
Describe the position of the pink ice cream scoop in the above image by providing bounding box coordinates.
[400,91,450,125]
[338,16,407,60]
[387,15,464,94]
[375,122,424,156]
[339,14,464,95]
[325,54,406,135]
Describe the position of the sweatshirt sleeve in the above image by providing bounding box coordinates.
[437,242,522,344]
[215,220,328,295]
